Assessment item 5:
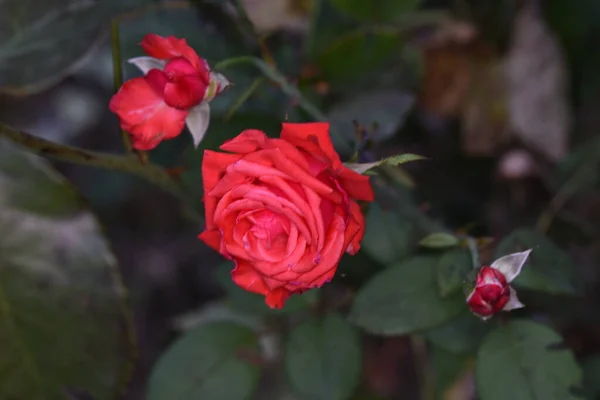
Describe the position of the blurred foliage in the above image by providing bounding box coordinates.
[0,140,127,399]
[475,320,583,400]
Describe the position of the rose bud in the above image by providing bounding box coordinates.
[198,123,374,308]
[109,34,229,151]
[466,249,532,319]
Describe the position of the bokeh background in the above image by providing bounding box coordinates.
[2,0,600,399]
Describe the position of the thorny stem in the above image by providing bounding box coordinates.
[213,56,353,154]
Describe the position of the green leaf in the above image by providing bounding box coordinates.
[425,312,491,354]
[436,248,472,297]
[495,228,581,295]
[431,346,472,398]
[476,320,583,400]
[330,0,421,22]
[213,261,319,315]
[327,90,414,151]
[419,232,460,249]
[0,0,144,95]
[148,322,261,400]
[285,314,361,400]
[345,154,425,175]
[316,31,403,85]
[582,355,600,400]
[349,255,464,335]
[361,202,417,265]
[0,140,126,398]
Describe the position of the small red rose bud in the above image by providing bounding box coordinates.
[466,249,532,320]
[467,266,510,318]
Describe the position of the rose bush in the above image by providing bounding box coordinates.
[198,122,374,308]
[109,34,229,150]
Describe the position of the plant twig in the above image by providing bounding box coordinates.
[0,122,194,209]
[411,335,435,400]
[536,161,597,234]
[110,20,132,153]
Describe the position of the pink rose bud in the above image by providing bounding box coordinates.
[466,249,532,320]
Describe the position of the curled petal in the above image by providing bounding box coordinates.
[141,34,206,73]
[281,122,342,168]
[164,77,209,109]
[220,129,269,153]
[336,167,375,202]
[109,76,187,150]
[231,261,269,296]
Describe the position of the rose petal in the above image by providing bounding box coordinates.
[202,150,244,228]
[197,229,221,251]
[141,34,206,73]
[109,76,187,150]
[164,76,208,109]
[265,287,292,308]
[490,249,532,283]
[220,129,268,153]
[344,201,365,255]
[231,261,269,295]
[336,167,375,202]
[281,122,342,168]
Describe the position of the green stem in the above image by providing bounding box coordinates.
[110,19,133,153]
[213,56,352,154]
[0,122,190,204]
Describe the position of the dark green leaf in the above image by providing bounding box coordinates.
[330,0,421,22]
[349,255,464,335]
[495,228,581,295]
[285,314,361,400]
[148,322,261,400]
[316,31,403,85]
[327,90,414,150]
[420,232,460,249]
[361,202,416,265]
[0,140,125,399]
[436,248,472,297]
[476,320,583,400]
[0,0,144,95]
[582,355,600,400]
[425,312,491,354]
[213,261,319,315]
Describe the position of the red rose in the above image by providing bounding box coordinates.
[198,122,374,308]
[466,249,532,319]
[109,34,228,150]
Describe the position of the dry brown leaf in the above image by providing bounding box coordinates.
[418,20,510,156]
[238,0,311,34]
[503,0,570,162]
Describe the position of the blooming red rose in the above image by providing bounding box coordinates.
[109,34,229,150]
[467,249,531,319]
[198,122,374,308]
